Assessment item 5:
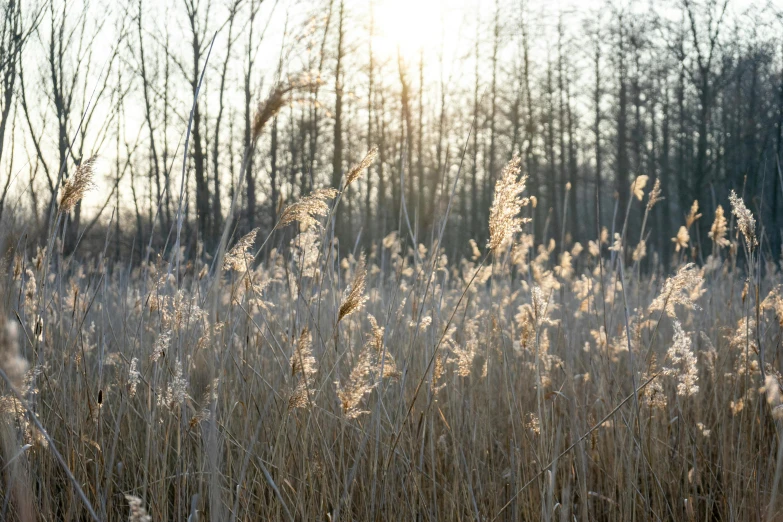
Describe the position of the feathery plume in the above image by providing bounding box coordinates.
[632,240,647,262]
[290,227,321,279]
[160,358,189,409]
[672,226,689,252]
[338,254,368,322]
[223,228,258,272]
[382,231,399,250]
[453,335,479,377]
[664,320,699,397]
[609,233,623,252]
[469,239,481,261]
[128,358,140,398]
[708,205,730,248]
[251,84,294,142]
[150,331,171,362]
[765,374,782,407]
[431,352,448,393]
[631,175,649,201]
[125,495,152,522]
[291,327,316,378]
[277,188,339,229]
[641,361,667,410]
[646,178,663,210]
[289,328,317,410]
[337,348,375,419]
[649,263,704,317]
[337,315,397,418]
[685,200,702,228]
[554,252,573,280]
[728,190,757,246]
[59,156,97,213]
[488,155,531,251]
[345,146,378,188]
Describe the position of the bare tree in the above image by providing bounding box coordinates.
[0,0,26,220]
[614,9,630,219]
[135,0,163,234]
[681,0,730,198]
[181,0,213,246]
[211,0,242,241]
[19,0,120,247]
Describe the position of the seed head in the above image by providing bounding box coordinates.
[672,226,689,252]
[289,328,318,410]
[338,254,368,322]
[646,178,663,211]
[648,263,704,318]
[708,205,730,248]
[277,188,339,229]
[337,315,397,418]
[59,156,97,213]
[224,228,259,272]
[664,320,699,397]
[345,146,378,188]
[128,358,140,398]
[632,240,647,261]
[161,358,189,410]
[291,327,316,378]
[125,495,152,522]
[685,200,702,228]
[631,175,648,201]
[252,84,294,142]
[488,155,531,251]
[728,190,757,246]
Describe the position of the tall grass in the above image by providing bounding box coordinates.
[1,139,783,522]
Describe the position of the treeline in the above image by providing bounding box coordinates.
[1,0,782,264]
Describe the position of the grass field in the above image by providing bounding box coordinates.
[1,155,782,521]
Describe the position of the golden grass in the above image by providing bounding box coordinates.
[1,161,783,521]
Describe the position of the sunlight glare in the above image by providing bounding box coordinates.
[372,0,445,62]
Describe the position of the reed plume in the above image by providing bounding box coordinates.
[59,156,97,213]
[291,327,316,378]
[664,320,699,397]
[672,226,689,252]
[488,154,530,251]
[337,315,396,418]
[631,174,648,201]
[338,254,368,322]
[125,495,152,522]
[223,228,259,271]
[648,263,704,318]
[128,358,140,398]
[685,200,702,228]
[729,190,757,247]
[709,205,730,248]
[646,178,663,210]
[251,84,295,143]
[277,188,339,229]
[345,146,378,188]
[289,328,317,410]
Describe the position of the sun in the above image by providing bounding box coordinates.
[371,0,446,62]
